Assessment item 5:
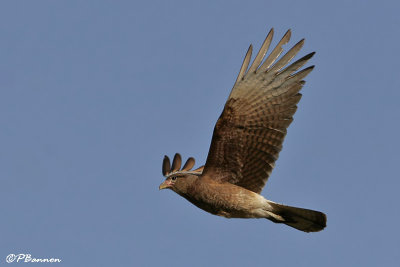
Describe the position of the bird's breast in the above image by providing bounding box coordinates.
[181,179,266,218]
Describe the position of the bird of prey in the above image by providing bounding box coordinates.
[159,29,327,232]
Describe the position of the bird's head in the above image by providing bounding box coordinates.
[159,153,204,193]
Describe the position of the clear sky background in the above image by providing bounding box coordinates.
[1,1,399,266]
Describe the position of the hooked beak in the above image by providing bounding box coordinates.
[159,181,170,190]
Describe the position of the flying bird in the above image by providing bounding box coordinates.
[159,29,327,232]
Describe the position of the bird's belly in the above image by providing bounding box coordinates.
[183,183,269,218]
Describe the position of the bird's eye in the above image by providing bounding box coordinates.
[171,176,177,181]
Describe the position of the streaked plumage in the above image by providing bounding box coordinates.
[159,29,326,232]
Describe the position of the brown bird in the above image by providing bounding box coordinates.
[159,29,327,232]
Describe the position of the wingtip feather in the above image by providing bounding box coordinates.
[171,153,182,172]
[182,157,195,171]
[162,155,171,176]
[247,28,274,74]
[234,44,253,85]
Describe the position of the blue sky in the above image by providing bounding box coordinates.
[1,1,399,266]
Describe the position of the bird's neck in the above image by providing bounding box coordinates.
[173,175,199,195]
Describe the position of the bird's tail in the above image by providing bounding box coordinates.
[265,200,327,232]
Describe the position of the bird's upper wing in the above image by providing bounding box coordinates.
[200,29,315,194]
